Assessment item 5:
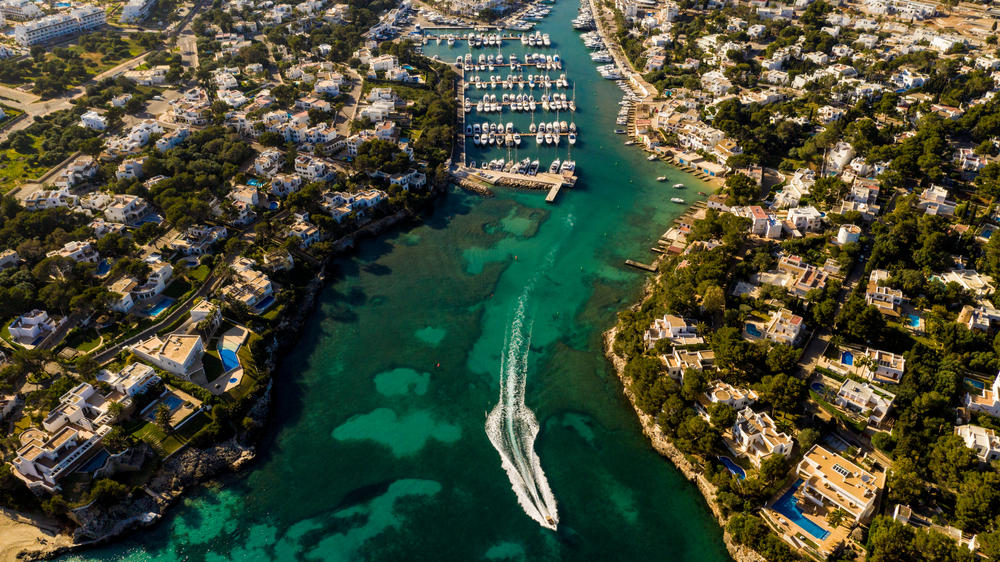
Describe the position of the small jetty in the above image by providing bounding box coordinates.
[625,260,657,272]
[451,165,576,203]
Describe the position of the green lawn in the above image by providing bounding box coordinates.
[62,327,102,352]
[0,135,49,193]
[188,264,211,283]
[130,413,208,457]
[163,278,192,299]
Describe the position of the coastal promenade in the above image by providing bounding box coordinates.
[586,0,657,100]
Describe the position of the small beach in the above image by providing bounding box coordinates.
[0,511,72,562]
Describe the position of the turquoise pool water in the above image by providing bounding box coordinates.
[219,344,241,372]
[146,298,175,317]
[966,377,986,391]
[772,481,829,540]
[718,456,745,480]
[745,324,762,337]
[841,351,854,366]
[906,314,921,328]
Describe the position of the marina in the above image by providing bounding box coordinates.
[421,0,706,207]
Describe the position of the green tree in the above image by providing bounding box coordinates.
[155,403,172,430]
[886,457,924,505]
[708,402,736,430]
[724,173,758,205]
[796,427,820,451]
[90,478,127,506]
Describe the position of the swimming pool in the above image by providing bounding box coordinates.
[966,377,986,391]
[95,259,111,276]
[772,480,830,541]
[841,351,854,366]
[718,456,746,480]
[219,344,241,372]
[162,395,183,411]
[146,297,175,317]
[247,179,263,187]
[810,382,826,393]
[906,314,921,328]
[745,324,762,337]
[254,295,276,313]
[76,449,109,473]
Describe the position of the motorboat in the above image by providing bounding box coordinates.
[670,197,685,204]
[656,176,667,182]
[673,183,685,189]
[568,132,576,145]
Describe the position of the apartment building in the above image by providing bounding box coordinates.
[14,5,105,46]
[121,0,156,23]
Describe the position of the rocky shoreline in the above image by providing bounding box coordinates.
[11,197,434,561]
[603,296,766,562]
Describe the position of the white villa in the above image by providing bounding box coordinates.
[835,380,895,427]
[965,371,1000,418]
[795,445,884,523]
[643,314,703,348]
[11,383,113,492]
[955,424,1000,462]
[731,407,793,467]
[129,334,204,378]
[705,380,757,410]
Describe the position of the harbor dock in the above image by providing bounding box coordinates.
[451,164,576,202]
[625,260,657,272]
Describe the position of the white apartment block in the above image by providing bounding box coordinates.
[0,0,42,21]
[121,0,156,23]
[15,6,105,46]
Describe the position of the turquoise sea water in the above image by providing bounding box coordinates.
[67,1,730,559]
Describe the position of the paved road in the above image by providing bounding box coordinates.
[336,69,364,136]
[179,30,199,69]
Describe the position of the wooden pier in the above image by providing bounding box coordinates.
[625,260,657,272]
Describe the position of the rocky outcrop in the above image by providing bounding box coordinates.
[65,439,255,548]
[148,439,256,497]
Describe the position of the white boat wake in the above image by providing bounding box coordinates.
[485,286,560,531]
